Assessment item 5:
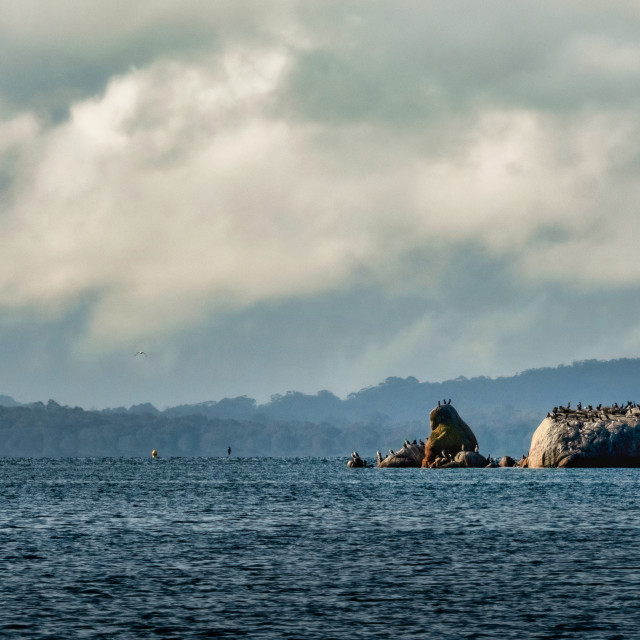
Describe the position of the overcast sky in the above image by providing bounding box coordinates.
[1,0,640,408]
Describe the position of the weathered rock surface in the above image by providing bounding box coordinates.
[422,404,479,468]
[499,456,516,467]
[454,450,487,468]
[528,411,640,468]
[377,442,425,468]
[347,452,368,468]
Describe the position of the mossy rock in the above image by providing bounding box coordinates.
[422,404,478,467]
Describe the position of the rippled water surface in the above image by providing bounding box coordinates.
[1,457,639,639]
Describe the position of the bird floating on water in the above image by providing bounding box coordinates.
[134,351,147,357]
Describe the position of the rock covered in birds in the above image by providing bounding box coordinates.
[421,403,479,468]
[528,407,640,468]
[377,441,425,468]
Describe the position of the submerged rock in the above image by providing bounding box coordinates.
[528,412,640,468]
[422,404,479,468]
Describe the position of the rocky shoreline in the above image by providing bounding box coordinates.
[348,401,640,469]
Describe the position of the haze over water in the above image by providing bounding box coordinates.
[1,457,638,639]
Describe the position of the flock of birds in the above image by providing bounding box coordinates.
[547,401,640,422]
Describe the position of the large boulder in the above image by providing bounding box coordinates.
[377,442,425,468]
[528,410,640,468]
[454,450,487,468]
[422,404,479,467]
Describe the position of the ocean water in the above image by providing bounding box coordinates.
[0,458,639,639]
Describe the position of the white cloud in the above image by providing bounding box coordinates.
[1,1,640,406]
[1,37,640,355]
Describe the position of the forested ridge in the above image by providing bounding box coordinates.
[1,358,639,458]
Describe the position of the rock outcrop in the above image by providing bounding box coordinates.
[349,403,492,469]
[347,452,368,468]
[454,450,487,468]
[377,442,425,468]
[421,404,479,468]
[528,405,640,468]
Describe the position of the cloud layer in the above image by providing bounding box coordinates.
[2,1,640,406]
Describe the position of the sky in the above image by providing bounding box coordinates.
[2,0,640,408]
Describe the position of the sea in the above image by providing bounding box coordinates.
[0,457,639,640]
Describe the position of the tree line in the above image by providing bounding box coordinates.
[1,358,639,458]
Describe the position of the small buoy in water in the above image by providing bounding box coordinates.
[151,449,158,458]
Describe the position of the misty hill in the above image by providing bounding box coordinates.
[0,358,639,457]
[163,358,640,422]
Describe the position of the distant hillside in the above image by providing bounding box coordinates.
[0,358,638,458]
[0,395,22,407]
[163,358,640,421]
[161,358,640,454]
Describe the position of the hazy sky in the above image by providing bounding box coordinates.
[2,0,640,408]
